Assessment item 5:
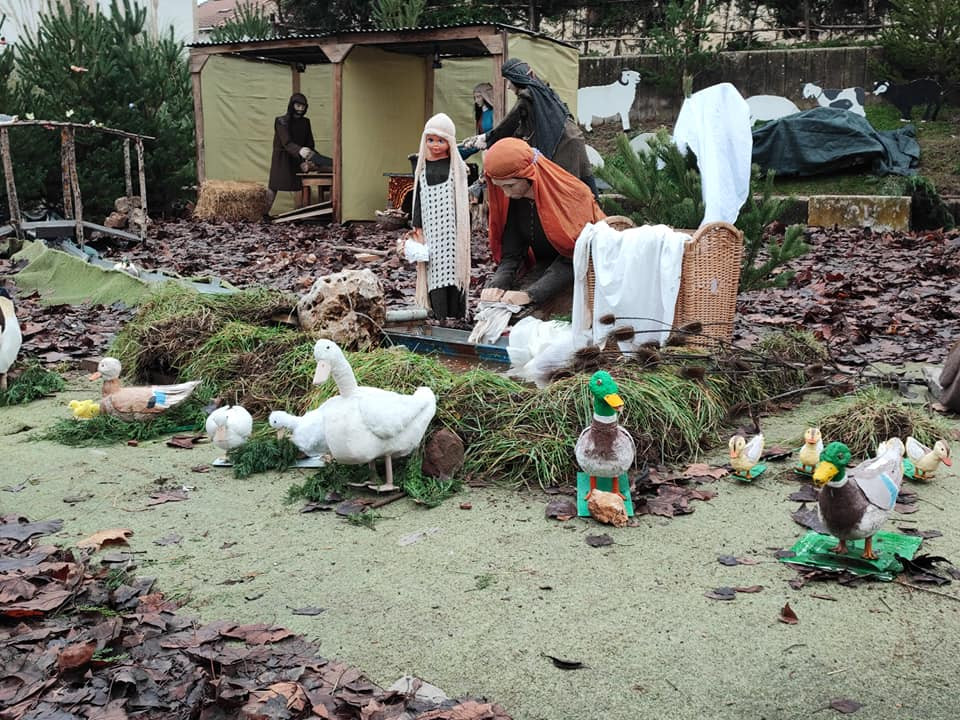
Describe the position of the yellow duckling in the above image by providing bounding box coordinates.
[69,398,100,419]
[796,427,823,474]
[729,433,764,480]
[905,437,952,481]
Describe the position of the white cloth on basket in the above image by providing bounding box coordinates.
[573,221,688,349]
[672,82,752,226]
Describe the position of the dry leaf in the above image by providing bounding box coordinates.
[705,587,736,601]
[830,698,863,714]
[733,585,763,593]
[779,602,799,624]
[57,641,96,672]
[76,528,133,549]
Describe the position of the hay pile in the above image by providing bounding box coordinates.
[99,286,829,486]
[193,180,271,222]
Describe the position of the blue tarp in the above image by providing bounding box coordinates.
[752,107,920,177]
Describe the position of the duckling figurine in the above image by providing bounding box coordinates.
[90,357,200,422]
[795,427,823,475]
[576,370,635,502]
[729,433,764,481]
[206,405,253,464]
[310,339,436,492]
[0,287,23,392]
[904,436,951,481]
[813,439,904,560]
[69,399,100,419]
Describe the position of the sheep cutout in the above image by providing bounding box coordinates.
[873,79,943,122]
[577,69,641,132]
[801,82,866,116]
[745,95,800,125]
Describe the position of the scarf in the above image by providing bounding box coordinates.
[411,112,471,311]
[485,137,605,264]
[501,57,569,159]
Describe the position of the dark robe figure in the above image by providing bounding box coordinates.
[938,339,960,412]
[268,93,322,193]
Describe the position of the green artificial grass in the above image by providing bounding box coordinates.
[0,364,66,406]
[227,425,302,479]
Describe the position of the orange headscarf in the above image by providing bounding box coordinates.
[484,137,604,263]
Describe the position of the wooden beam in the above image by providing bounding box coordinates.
[0,127,22,231]
[291,63,301,94]
[319,43,352,63]
[136,138,147,241]
[123,138,133,202]
[333,61,343,223]
[0,119,154,141]
[189,52,209,74]
[478,34,503,54]
[191,68,206,184]
[424,55,434,123]
[65,127,84,245]
[60,128,74,219]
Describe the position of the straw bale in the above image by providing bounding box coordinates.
[194,180,271,222]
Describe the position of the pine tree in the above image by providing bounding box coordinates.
[880,0,960,86]
[372,0,426,29]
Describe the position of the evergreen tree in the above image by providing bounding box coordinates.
[3,0,194,218]
[880,0,960,86]
[279,0,371,31]
[372,0,426,29]
[210,1,278,42]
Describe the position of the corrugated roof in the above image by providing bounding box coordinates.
[189,21,575,49]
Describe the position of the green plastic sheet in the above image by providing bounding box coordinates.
[780,529,923,582]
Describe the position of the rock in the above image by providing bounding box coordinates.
[587,489,628,527]
[422,428,465,479]
[114,196,142,214]
[296,269,386,348]
[104,211,127,229]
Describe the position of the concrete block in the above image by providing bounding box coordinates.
[807,194,911,232]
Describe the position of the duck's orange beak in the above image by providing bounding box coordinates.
[88,371,101,381]
[604,393,623,411]
[812,461,837,488]
[942,456,952,467]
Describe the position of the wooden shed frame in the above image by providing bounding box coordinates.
[188,23,578,223]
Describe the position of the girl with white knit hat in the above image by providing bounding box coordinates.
[401,112,471,320]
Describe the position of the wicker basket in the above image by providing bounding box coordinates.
[585,219,743,349]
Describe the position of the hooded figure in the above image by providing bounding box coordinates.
[268,93,315,193]
[462,58,596,197]
[405,113,471,319]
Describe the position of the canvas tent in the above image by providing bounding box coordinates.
[188,23,579,221]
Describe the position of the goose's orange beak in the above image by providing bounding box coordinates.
[88,371,101,381]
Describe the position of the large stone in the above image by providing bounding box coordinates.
[587,489,628,527]
[807,194,911,232]
[296,269,386,348]
[422,428,465,479]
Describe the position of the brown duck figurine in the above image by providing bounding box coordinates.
[90,357,200,422]
[812,439,904,560]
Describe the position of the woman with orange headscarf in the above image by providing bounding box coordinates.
[480,137,605,307]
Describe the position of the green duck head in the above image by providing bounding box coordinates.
[812,441,853,488]
[588,370,623,417]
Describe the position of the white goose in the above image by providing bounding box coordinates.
[311,339,437,492]
[206,405,253,464]
[268,405,330,460]
[0,287,23,392]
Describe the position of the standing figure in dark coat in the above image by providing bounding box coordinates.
[267,93,330,209]
[461,58,598,198]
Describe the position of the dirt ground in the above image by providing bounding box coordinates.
[5,377,960,720]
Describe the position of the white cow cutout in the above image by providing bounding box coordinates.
[745,95,800,125]
[801,82,866,117]
[584,144,604,169]
[577,69,641,132]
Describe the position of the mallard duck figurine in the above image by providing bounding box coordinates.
[0,287,23,392]
[576,370,635,500]
[729,433,764,480]
[268,406,330,460]
[311,339,436,492]
[206,405,253,463]
[90,357,200,422]
[796,427,823,474]
[905,436,951,481]
[813,439,904,560]
[69,399,100,419]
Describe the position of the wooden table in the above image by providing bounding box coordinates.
[297,172,334,208]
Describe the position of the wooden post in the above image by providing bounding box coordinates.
[136,137,147,241]
[60,128,74,219]
[189,53,209,185]
[0,127,22,234]
[333,61,343,223]
[123,138,133,203]
[424,55,434,123]
[291,63,301,94]
[65,127,84,245]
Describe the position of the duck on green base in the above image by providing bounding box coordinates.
[575,371,636,503]
[813,439,904,560]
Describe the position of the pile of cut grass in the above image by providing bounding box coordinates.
[817,387,951,458]
[0,364,66,406]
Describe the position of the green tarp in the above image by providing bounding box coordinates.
[752,107,920,178]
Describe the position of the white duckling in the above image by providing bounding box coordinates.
[729,433,764,479]
[905,436,952,481]
[311,339,437,492]
[91,357,200,421]
[206,405,253,463]
[268,405,330,460]
[0,287,23,392]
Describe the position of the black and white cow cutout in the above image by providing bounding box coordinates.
[801,82,866,117]
[873,79,943,122]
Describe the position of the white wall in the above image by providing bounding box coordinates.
[0,0,196,46]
